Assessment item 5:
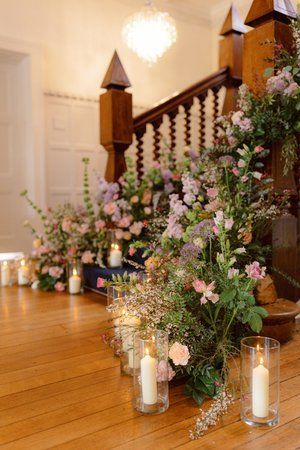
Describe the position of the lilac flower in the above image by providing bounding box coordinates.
[180,243,199,263]
[232,110,253,132]
[170,194,188,218]
[98,178,119,204]
[167,214,183,239]
[190,220,214,242]
[164,182,174,194]
[182,173,200,196]
[218,155,235,167]
[183,193,196,205]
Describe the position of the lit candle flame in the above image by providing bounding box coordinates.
[145,347,149,356]
[259,357,264,365]
[257,344,260,352]
[73,268,77,276]
[21,259,25,267]
[3,261,7,267]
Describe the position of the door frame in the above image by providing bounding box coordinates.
[0,35,45,210]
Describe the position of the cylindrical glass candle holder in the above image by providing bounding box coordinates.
[1,260,12,286]
[107,230,123,268]
[133,330,169,414]
[119,311,141,376]
[17,258,31,286]
[240,336,280,427]
[67,258,82,294]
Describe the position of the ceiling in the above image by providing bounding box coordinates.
[120,0,252,27]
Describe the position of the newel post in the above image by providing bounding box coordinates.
[100,51,133,182]
[219,4,246,114]
[242,0,299,299]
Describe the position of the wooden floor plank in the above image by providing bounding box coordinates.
[0,287,299,450]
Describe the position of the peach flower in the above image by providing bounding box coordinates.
[169,342,190,366]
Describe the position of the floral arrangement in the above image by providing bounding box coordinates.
[105,19,300,439]
[21,188,102,291]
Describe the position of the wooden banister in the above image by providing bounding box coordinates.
[133,68,234,131]
[101,4,244,180]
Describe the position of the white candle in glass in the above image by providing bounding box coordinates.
[18,260,30,285]
[121,314,140,369]
[1,261,10,286]
[69,268,81,294]
[252,356,269,418]
[109,243,122,268]
[141,348,158,405]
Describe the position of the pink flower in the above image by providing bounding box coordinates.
[62,218,72,233]
[95,220,106,230]
[169,342,190,366]
[97,277,105,288]
[54,282,65,292]
[118,216,132,228]
[81,250,95,264]
[49,266,64,278]
[130,195,139,204]
[193,279,207,293]
[41,266,49,274]
[212,225,219,235]
[254,146,264,154]
[228,268,239,279]
[115,229,124,240]
[104,202,117,215]
[241,175,249,183]
[123,231,132,241]
[79,223,89,234]
[129,221,144,236]
[68,246,76,256]
[207,188,218,198]
[144,207,152,215]
[232,168,240,176]
[238,159,246,168]
[156,360,176,382]
[128,246,136,257]
[224,218,234,230]
[245,261,266,280]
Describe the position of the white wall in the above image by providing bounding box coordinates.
[0,0,215,109]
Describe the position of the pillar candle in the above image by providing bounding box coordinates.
[252,357,269,418]
[109,244,122,268]
[141,349,158,405]
[18,260,30,285]
[69,269,81,294]
[1,262,10,286]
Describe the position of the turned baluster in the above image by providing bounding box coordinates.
[168,109,178,162]
[198,94,206,148]
[212,87,220,142]
[152,119,163,161]
[135,126,146,179]
[183,102,193,147]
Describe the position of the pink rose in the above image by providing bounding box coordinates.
[254,146,264,154]
[156,360,176,382]
[104,202,117,215]
[169,342,190,366]
[81,250,95,264]
[118,216,132,228]
[212,225,219,235]
[97,277,105,288]
[123,231,132,241]
[129,221,144,236]
[49,266,63,278]
[54,282,65,292]
[95,220,106,230]
[115,229,124,240]
[232,168,240,176]
[207,188,218,198]
[245,261,266,280]
[130,195,139,204]
[79,223,89,234]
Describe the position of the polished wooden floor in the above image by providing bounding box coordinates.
[0,287,299,449]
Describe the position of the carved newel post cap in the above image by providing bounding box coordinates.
[220,4,247,36]
[101,50,131,90]
[245,0,297,27]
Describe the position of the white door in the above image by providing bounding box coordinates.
[0,52,32,253]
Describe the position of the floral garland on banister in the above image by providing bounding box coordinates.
[104,19,300,439]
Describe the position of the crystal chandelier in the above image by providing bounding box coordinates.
[122,0,178,66]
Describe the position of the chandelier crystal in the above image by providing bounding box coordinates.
[122,1,178,66]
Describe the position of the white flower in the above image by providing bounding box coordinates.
[235,247,246,254]
[253,171,262,180]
